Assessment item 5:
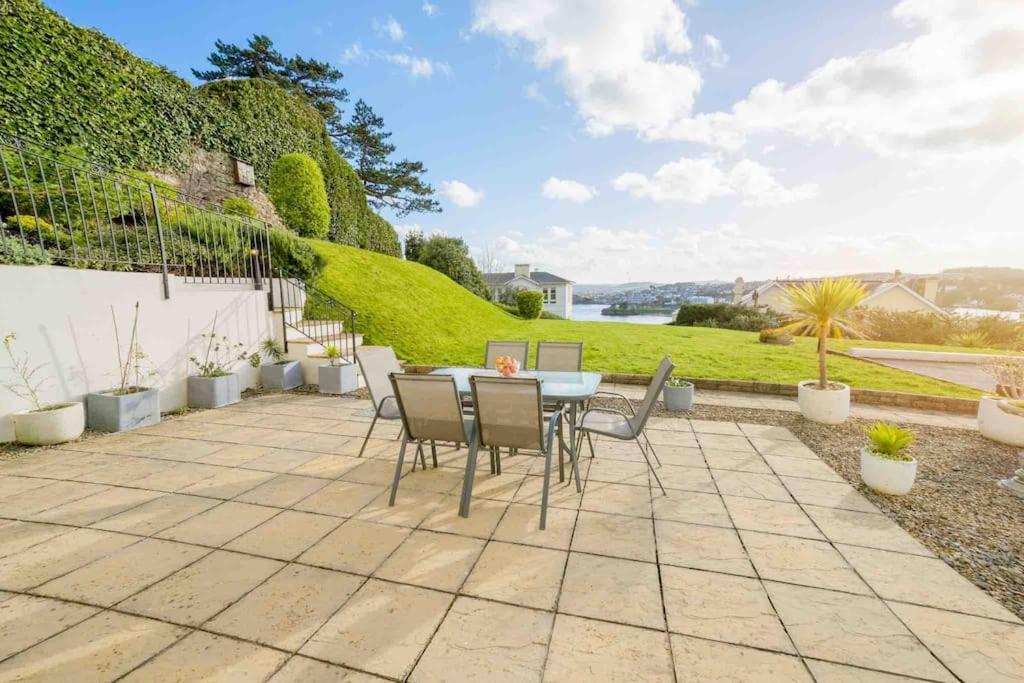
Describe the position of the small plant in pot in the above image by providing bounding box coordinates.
[782,278,867,424]
[257,338,303,391]
[978,358,1024,447]
[860,422,917,495]
[188,314,248,409]
[3,332,84,445]
[86,303,161,433]
[319,344,357,395]
[663,376,694,411]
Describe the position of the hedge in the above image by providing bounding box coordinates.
[269,153,330,238]
[516,290,544,319]
[0,0,398,257]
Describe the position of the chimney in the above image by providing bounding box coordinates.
[514,264,530,279]
[922,277,939,302]
[732,277,745,304]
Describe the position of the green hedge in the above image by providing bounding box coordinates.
[516,290,543,319]
[0,0,398,257]
[269,153,330,238]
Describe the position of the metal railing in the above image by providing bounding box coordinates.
[277,268,359,364]
[0,134,272,299]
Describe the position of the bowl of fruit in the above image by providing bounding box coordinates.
[495,356,521,377]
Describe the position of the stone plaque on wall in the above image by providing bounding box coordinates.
[232,158,255,187]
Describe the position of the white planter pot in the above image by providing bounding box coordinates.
[797,380,850,424]
[663,383,694,411]
[978,396,1024,447]
[11,402,85,446]
[860,446,917,495]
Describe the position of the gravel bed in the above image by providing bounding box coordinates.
[645,400,1024,622]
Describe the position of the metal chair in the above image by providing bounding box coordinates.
[461,375,563,529]
[484,340,530,369]
[354,346,403,457]
[575,356,675,495]
[387,373,475,505]
[535,341,583,371]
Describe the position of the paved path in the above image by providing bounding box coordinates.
[0,393,1018,682]
[603,383,979,430]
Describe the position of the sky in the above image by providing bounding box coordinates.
[48,0,1024,284]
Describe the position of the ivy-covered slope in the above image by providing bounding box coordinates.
[0,0,399,256]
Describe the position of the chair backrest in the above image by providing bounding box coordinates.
[630,356,675,433]
[535,341,583,371]
[355,346,402,411]
[389,373,468,443]
[484,341,530,369]
[469,375,544,451]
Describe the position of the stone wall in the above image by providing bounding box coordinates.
[152,149,282,226]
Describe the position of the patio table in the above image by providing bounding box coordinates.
[430,367,602,494]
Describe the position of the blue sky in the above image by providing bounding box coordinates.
[49,0,1024,283]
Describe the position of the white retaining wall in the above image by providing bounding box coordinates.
[0,266,275,442]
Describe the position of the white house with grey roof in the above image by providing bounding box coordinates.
[484,264,574,318]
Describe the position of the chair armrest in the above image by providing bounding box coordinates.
[589,390,637,415]
[545,407,564,453]
[575,406,631,430]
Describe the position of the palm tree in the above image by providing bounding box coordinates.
[782,278,868,390]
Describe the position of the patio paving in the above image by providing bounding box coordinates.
[0,392,1020,682]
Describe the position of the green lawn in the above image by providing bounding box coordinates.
[312,241,980,399]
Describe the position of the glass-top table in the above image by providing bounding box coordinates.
[430,367,602,493]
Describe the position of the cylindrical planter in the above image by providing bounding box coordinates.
[87,388,160,433]
[12,402,85,445]
[188,374,241,409]
[319,363,358,395]
[860,446,917,495]
[261,360,303,391]
[798,380,850,424]
[978,396,1024,447]
[663,383,694,411]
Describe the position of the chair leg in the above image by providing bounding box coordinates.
[586,433,596,458]
[495,447,502,475]
[636,436,666,495]
[643,431,662,467]
[395,425,404,441]
[459,434,481,518]
[489,447,496,475]
[540,438,554,530]
[388,434,410,506]
[430,440,438,468]
[358,411,380,458]
[417,442,427,469]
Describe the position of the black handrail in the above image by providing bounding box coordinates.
[275,267,359,364]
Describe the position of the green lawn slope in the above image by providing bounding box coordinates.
[311,241,979,398]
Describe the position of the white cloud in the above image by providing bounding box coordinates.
[485,223,1024,283]
[441,180,485,207]
[374,16,406,42]
[383,53,452,78]
[613,157,816,206]
[524,82,548,105]
[473,0,702,138]
[661,0,1024,159]
[703,34,728,68]
[422,1,439,17]
[341,43,367,64]
[542,176,598,203]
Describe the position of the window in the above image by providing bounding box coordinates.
[543,287,556,304]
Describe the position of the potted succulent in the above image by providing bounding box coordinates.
[978,358,1024,447]
[782,278,867,424]
[663,376,694,411]
[258,338,303,391]
[319,344,357,395]
[3,332,85,445]
[86,303,161,433]
[187,314,248,409]
[860,422,917,495]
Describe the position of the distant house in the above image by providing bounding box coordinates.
[484,264,573,318]
[738,278,944,315]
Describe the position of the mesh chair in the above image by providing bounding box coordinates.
[355,346,404,457]
[388,373,475,505]
[575,356,675,495]
[535,341,583,371]
[461,375,564,529]
[484,341,530,369]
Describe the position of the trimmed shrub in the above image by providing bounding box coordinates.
[854,309,956,345]
[517,290,544,319]
[675,303,779,331]
[362,212,401,257]
[268,229,325,282]
[221,197,257,219]
[269,153,330,238]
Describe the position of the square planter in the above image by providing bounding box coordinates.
[188,374,241,409]
[87,387,160,433]
[319,363,358,395]
[261,360,303,391]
